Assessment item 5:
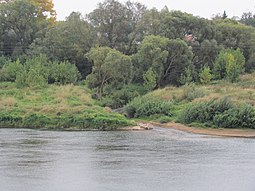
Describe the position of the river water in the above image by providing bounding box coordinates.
[0,127,255,191]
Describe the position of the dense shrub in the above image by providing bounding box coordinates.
[0,56,11,69]
[0,112,23,127]
[23,114,53,128]
[178,97,232,123]
[213,104,255,128]
[100,84,147,108]
[124,95,173,118]
[0,59,23,82]
[0,110,132,130]
[49,61,80,84]
[179,97,255,128]
[213,48,245,82]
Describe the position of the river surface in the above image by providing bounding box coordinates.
[0,127,255,191]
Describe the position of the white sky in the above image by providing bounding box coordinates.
[53,0,255,20]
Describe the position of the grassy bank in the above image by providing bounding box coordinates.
[0,82,133,130]
[125,72,255,129]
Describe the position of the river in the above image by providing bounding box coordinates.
[0,127,255,191]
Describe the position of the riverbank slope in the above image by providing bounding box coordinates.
[0,82,133,130]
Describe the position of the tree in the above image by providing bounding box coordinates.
[86,47,133,99]
[140,9,215,43]
[162,38,193,86]
[87,0,146,54]
[29,0,56,24]
[133,35,193,86]
[222,11,227,19]
[29,12,95,78]
[215,19,255,71]
[199,65,212,84]
[132,35,169,86]
[143,68,157,91]
[179,65,195,85]
[240,12,255,27]
[213,48,245,82]
[191,39,222,70]
[0,0,39,57]
[0,0,53,58]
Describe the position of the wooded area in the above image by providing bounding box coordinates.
[0,0,255,108]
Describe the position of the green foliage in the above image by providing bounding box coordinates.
[199,65,212,84]
[215,19,255,67]
[0,110,132,130]
[0,56,11,69]
[133,35,169,85]
[180,65,194,85]
[143,68,157,91]
[0,112,23,128]
[178,97,255,129]
[134,35,193,86]
[1,59,23,82]
[0,0,49,58]
[100,84,146,109]
[49,61,80,85]
[213,48,245,82]
[124,95,173,118]
[29,12,95,79]
[179,97,233,124]
[86,47,133,99]
[15,56,49,88]
[87,0,146,54]
[0,83,133,130]
[0,55,80,87]
[213,104,255,128]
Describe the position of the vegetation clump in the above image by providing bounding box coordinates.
[0,0,255,130]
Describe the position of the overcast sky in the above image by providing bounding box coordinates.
[53,0,255,20]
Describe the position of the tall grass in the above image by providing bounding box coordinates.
[0,83,133,130]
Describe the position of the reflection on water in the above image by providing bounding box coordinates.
[0,127,255,191]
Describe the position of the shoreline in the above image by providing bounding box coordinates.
[150,122,255,138]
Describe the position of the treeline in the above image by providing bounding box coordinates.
[1,0,255,108]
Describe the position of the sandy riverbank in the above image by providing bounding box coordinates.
[150,122,255,138]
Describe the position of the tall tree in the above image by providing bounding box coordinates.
[86,47,133,99]
[29,12,95,78]
[0,0,39,57]
[29,0,57,24]
[213,48,245,82]
[87,0,146,54]
[133,35,193,86]
[240,12,255,27]
[215,19,255,72]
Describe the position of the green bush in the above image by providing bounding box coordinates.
[143,68,157,91]
[199,65,212,84]
[23,114,53,128]
[213,104,255,128]
[0,112,23,127]
[158,116,172,123]
[100,84,147,109]
[0,56,11,69]
[1,59,23,82]
[49,61,80,85]
[124,95,173,118]
[179,97,255,129]
[179,97,233,124]
[213,48,245,82]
